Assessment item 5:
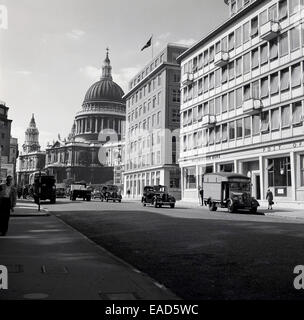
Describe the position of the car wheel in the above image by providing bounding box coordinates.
[227,201,235,213]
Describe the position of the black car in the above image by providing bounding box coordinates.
[142,185,176,208]
[101,185,122,203]
[33,175,56,204]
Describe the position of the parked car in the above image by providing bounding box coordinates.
[33,175,57,204]
[56,183,66,198]
[202,173,260,213]
[142,185,176,208]
[102,185,122,203]
[70,182,91,201]
[92,189,102,199]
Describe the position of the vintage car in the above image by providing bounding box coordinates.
[202,173,260,213]
[141,185,176,208]
[32,174,57,204]
[101,185,122,203]
[55,183,66,198]
[70,182,91,201]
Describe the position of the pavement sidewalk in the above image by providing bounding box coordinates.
[11,201,49,217]
[0,209,178,300]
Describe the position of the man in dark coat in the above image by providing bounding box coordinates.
[266,189,274,210]
[0,176,17,236]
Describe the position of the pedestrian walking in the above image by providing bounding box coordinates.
[199,186,204,206]
[266,189,274,210]
[0,176,17,236]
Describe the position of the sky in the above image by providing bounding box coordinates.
[0,0,228,149]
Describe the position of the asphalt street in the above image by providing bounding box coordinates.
[45,199,304,300]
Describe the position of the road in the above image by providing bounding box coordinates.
[45,198,304,300]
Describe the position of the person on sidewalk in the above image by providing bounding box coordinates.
[266,189,274,210]
[199,186,204,206]
[0,176,17,236]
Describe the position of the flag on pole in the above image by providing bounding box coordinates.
[141,36,152,51]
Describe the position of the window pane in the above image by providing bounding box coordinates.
[279,32,289,57]
[243,22,250,43]
[235,27,242,47]
[271,108,280,131]
[270,39,278,60]
[252,49,259,69]
[244,117,251,136]
[280,68,290,91]
[261,77,269,97]
[253,115,260,135]
[236,88,242,108]
[229,121,235,140]
[236,119,243,138]
[269,4,278,21]
[291,63,301,88]
[261,111,270,132]
[222,94,228,113]
[292,102,302,124]
[281,105,291,127]
[243,53,251,74]
[251,17,259,38]
[222,124,228,141]
[260,44,268,65]
[270,73,279,95]
[279,0,288,21]
[290,0,300,15]
[236,57,242,76]
[290,27,300,51]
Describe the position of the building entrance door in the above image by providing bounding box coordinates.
[252,171,261,200]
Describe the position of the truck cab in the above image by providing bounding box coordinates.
[203,173,259,214]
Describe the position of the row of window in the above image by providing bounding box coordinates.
[126,152,162,171]
[127,131,162,154]
[128,111,162,138]
[125,171,162,191]
[182,101,303,151]
[183,0,303,74]
[183,25,304,102]
[182,61,304,122]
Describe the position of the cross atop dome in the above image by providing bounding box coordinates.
[101,47,112,80]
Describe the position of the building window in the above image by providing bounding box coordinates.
[267,157,291,188]
[290,27,300,51]
[280,68,290,92]
[236,57,242,77]
[244,84,251,101]
[291,63,301,88]
[252,80,260,99]
[261,111,270,133]
[252,115,260,135]
[292,101,303,125]
[228,32,235,51]
[185,167,197,189]
[222,123,228,142]
[235,88,242,108]
[270,73,279,95]
[290,0,300,15]
[243,22,250,43]
[279,32,289,57]
[281,105,291,128]
[270,39,278,60]
[261,77,269,98]
[271,108,280,131]
[215,97,221,115]
[269,4,278,21]
[243,52,250,74]
[222,94,228,113]
[236,119,243,138]
[260,43,268,65]
[229,121,235,140]
[279,0,288,21]
[251,16,259,38]
[235,27,242,48]
[244,117,251,137]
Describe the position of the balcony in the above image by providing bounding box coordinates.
[260,20,281,41]
[202,115,216,128]
[214,51,229,68]
[182,72,194,86]
[243,99,262,115]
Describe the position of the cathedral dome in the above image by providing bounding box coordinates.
[83,49,124,105]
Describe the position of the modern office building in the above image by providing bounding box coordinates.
[178,0,304,204]
[123,44,187,199]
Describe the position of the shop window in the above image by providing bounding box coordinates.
[185,167,197,189]
[267,157,291,188]
[220,163,234,173]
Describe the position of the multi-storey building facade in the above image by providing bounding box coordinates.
[178,0,304,204]
[123,44,187,199]
[0,101,12,164]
